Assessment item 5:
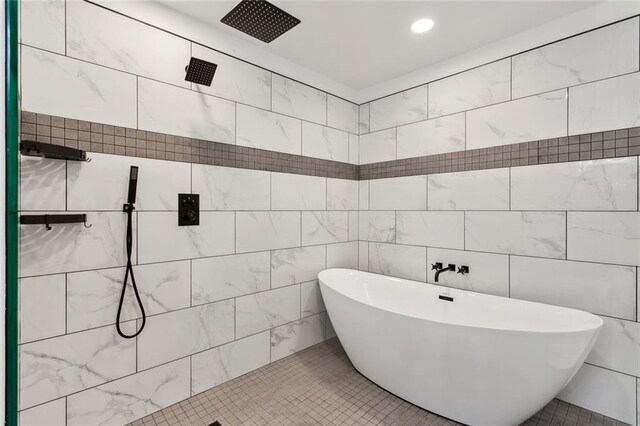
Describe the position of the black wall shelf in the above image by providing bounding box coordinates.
[20,140,89,162]
[20,214,91,230]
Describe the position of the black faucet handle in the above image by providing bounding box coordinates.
[457,265,470,275]
[431,262,443,271]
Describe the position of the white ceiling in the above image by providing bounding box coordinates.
[160,0,601,91]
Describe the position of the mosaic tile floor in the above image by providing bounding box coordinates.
[130,338,629,426]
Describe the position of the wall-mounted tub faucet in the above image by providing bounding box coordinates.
[431,263,456,282]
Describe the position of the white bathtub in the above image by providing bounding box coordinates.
[318,269,602,426]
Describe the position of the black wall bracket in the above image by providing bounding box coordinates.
[20,140,89,162]
[20,213,92,230]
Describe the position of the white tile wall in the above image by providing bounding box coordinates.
[138,78,235,144]
[236,285,300,338]
[19,274,66,343]
[428,59,511,118]
[271,245,326,288]
[22,46,137,128]
[236,104,301,154]
[191,44,272,110]
[427,168,509,211]
[327,95,359,134]
[326,242,359,270]
[567,212,640,266]
[369,176,427,210]
[368,243,427,282]
[359,128,396,164]
[302,122,349,163]
[66,1,191,88]
[235,212,301,253]
[587,316,640,377]
[359,103,370,134]
[465,211,566,258]
[271,314,326,361]
[397,113,465,159]
[466,89,567,150]
[359,211,396,243]
[193,164,271,211]
[569,72,640,135]
[19,398,66,426]
[20,0,65,54]
[20,157,66,211]
[327,179,358,210]
[512,18,639,99]
[511,158,638,211]
[348,133,359,165]
[396,211,464,249]
[301,281,326,316]
[510,256,637,320]
[271,173,326,210]
[302,211,349,245]
[369,87,428,131]
[271,75,327,124]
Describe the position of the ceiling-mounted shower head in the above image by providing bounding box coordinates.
[221,0,301,44]
[185,57,218,86]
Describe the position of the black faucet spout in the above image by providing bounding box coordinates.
[434,264,456,282]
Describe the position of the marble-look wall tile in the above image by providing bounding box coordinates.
[348,211,359,241]
[569,72,640,135]
[67,261,191,332]
[427,248,509,296]
[466,89,567,150]
[271,75,327,124]
[397,113,465,159]
[19,323,136,409]
[236,104,301,155]
[271,245,326,288]
[22,46,137,128]
[138,78,235,144]
[138,211,234,263]
[512,18,639,99]
[192,252,270,305]
[567,212,640,266]
[301,280,325,316]
[510,256,636,320]
[428,59,511,118]
[271,313,325,361]
[19,212,133,277]
[19,397,66,426]
[558,364,636,425]
[19,274,65,343]
[359,103,370,135]
[369,87,428,132]
[20,157,66,211]
[587,316,639,377]
[302,122,349,163]
[326,314,337,339]
[359,128,396,165]
[236,285,300,338]
[67,358,190,426]
[302,211,349,245]
[327,179,358,210]
[396,211,464,249]
[358,211,396,243]
[137,300,235,370]
[236,212,301,253]
[327,95,359,134]
[326,241,359,270]
[369,175,427,210]
[67,153,191,211]
[271,173,326,210]
[191,331,270,394]
[369,243,427,282]
[428,168,509,211]
[193,164,270,211]
[348,133,359,165]
[20,0,65,54]
[465,211,566,258]
[66,1,190,88]
[359,181,369,210]
[358,241,369,272]
[192,44,271,110]
[512,158,638,211]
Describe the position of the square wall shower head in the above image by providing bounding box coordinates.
[185,57,218,86]
[221,0,301,43]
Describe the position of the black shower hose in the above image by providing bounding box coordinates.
[116,203,146,339]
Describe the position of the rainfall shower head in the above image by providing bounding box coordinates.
[221,0,301,43]
[185,57,218,86]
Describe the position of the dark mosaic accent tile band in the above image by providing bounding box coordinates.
[360,127,640,180]
[21,111,640,182]
[20,111,358,181]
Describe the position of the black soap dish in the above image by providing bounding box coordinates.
[20,214,92,230]
[20,140,89,162]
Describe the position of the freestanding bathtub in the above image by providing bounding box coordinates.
[318,269,603,426]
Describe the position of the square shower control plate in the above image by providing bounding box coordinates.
[178,193,200,226]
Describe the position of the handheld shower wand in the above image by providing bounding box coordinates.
[116,166,146,339]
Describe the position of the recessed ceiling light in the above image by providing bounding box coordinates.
[411,18,434,34]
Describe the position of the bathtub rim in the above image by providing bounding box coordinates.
[319,268,603,335]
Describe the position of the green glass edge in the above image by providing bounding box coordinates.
[5,0,19,425]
